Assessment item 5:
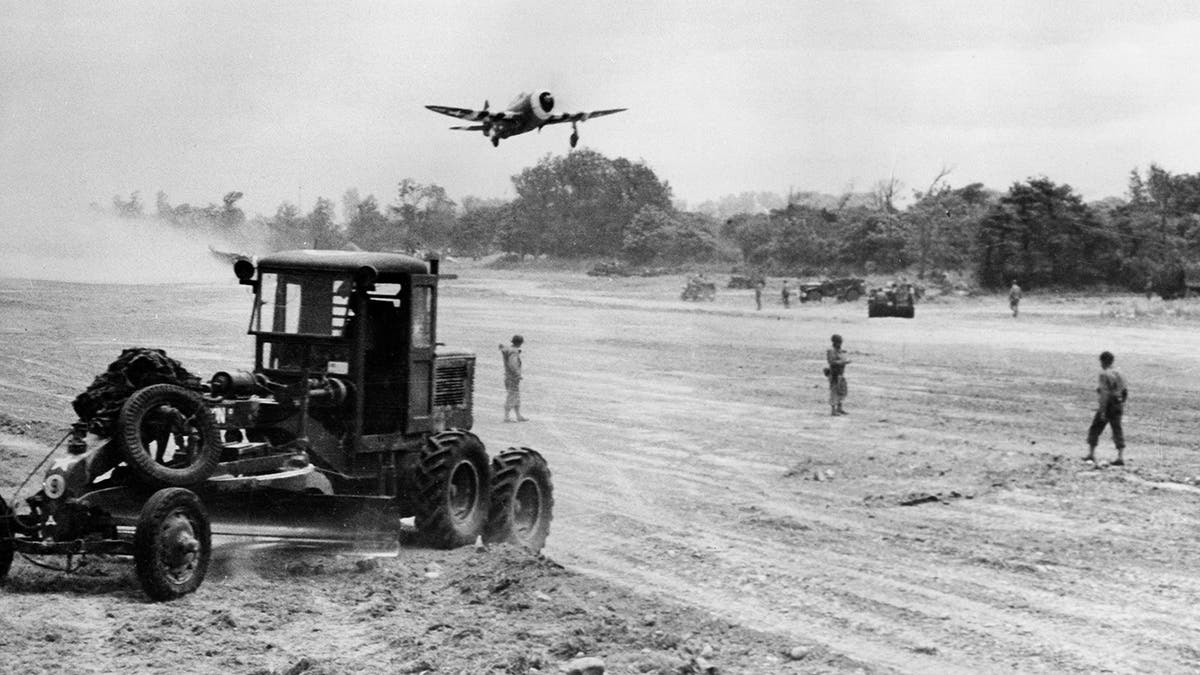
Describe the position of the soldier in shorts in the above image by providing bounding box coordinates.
[500,335,528,422]
[825,334,850,416]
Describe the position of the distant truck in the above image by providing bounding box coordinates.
[727,273,765,289]
[868,282,918,318]
[588,261,631,277]
[681,276,717,301]
[799,277,866,303]
[1147,265,1200,300]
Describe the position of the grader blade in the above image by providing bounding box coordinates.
[81,486,403,544]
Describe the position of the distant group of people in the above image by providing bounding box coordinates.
[503,274,1131,465]
[822,332,1130,464]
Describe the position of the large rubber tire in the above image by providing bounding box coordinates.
[900,305,916,319]
[134,488,211,600]
[0,495,14,585]
[118,384,221,488]
[844,289,860,302]
[414,430,491,548]
[486,447,554,552]
[867,303,880,318]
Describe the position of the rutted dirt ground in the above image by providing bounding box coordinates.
[2,263,1199,674]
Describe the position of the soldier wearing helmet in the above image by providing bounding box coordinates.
[825,334,850,416]
[500,334,528,422]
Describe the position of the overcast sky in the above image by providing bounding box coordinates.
[3,0,1199,220]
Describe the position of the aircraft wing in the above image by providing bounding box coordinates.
[449,124,488,131]
[543,108,627,125]
[426,105,519,123]
[426,105,489,122]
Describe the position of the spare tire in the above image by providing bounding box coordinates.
[117,384,221,488]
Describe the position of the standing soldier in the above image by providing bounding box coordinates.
[1084,351,1128,465]
[499,335,528,422]
[825,334,850,416]
[754,279,764,310]
[1009,279,1022,317]
[781,281,791,308]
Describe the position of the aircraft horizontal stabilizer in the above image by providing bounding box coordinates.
[450,125,487,131]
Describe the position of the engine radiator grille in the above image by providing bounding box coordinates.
[434,361,470,407]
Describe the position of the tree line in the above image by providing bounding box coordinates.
[107,155,1200,290]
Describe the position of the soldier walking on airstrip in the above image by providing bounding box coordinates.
[825,334,850,416]
[1084,350,1128,465]
[754,280,764,310]
[1009,279,1022,317]
[781,281,791,308]
[500,334,528,422]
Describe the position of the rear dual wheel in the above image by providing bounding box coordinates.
[486,447,554,552]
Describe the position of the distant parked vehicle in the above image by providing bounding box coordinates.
[799,277,866,303]
[681,276,717,301]
[868,282,919,318]
[588,261,631,277]
[727,273,765,289]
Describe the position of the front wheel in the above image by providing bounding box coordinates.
[134,488,211,600]
[844,289,860,302]
[486,447,554,552]
[414,430,491,548]
[0,495,14,584]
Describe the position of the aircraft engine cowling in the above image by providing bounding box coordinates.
[530,90,554,121]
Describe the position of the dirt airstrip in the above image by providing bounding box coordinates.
[2,261,1199,674]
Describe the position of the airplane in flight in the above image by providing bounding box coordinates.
[426,90,625,148]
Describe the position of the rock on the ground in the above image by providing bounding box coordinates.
[561,656,605,675]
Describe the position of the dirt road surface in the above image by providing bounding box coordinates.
[2,262,1199,674]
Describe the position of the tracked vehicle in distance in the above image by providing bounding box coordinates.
[0,250,553,600]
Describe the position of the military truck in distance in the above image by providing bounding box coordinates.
[727,272,765,289]
[1146,264,1200,300]
[868,282,918,318]
[681,276,717,301]
[0,250,553,600]
[799,277,866,303]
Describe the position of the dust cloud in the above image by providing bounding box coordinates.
[0,208,234,285]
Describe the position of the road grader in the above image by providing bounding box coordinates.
[0,250,553,600]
